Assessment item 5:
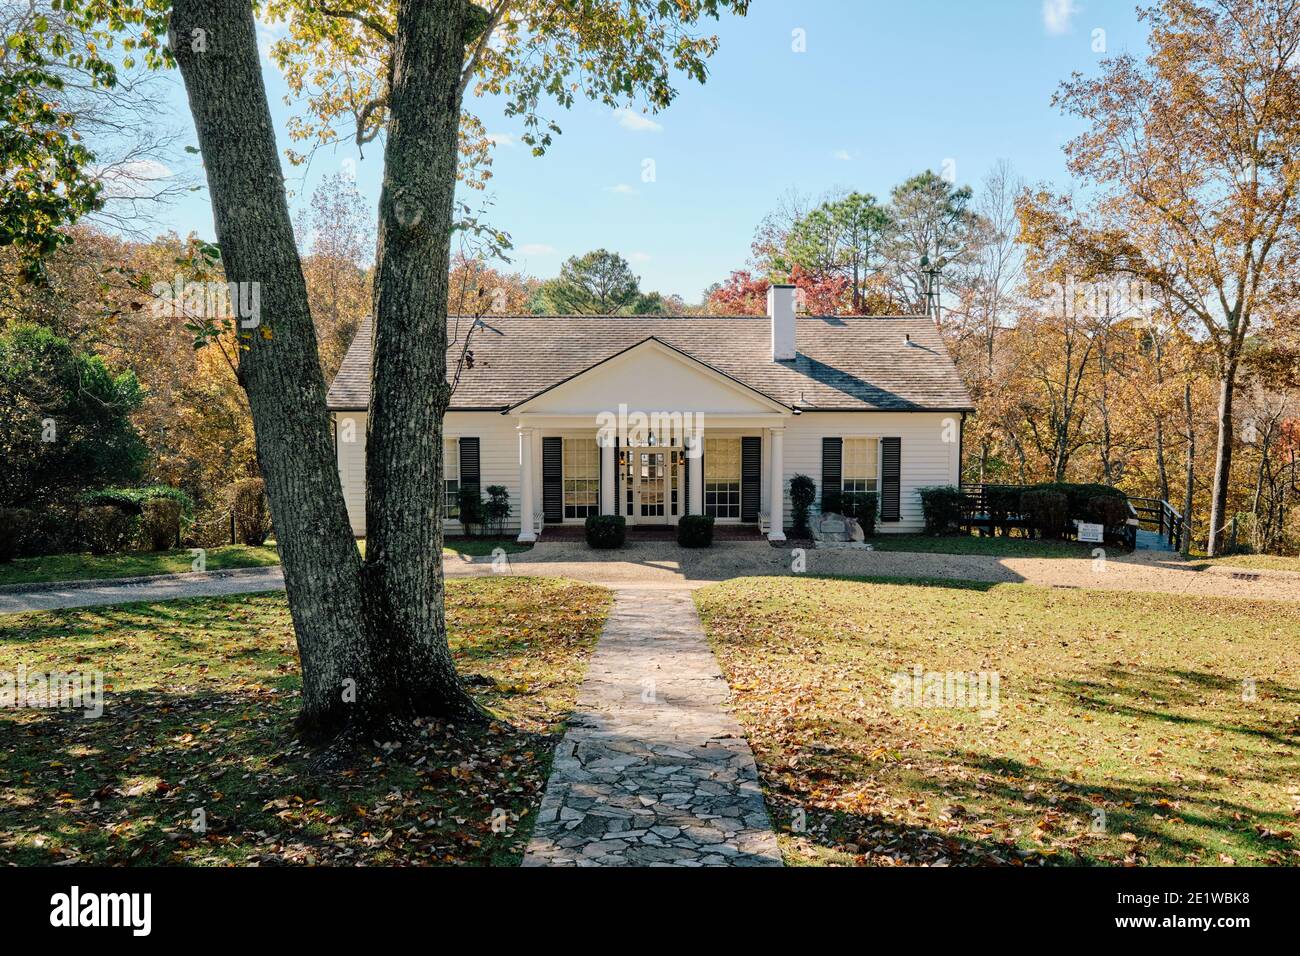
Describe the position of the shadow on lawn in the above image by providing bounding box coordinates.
[765,740,1297,866]
[1058,664,1300,757]
[0,684,562,867]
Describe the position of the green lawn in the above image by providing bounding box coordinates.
[0,577,610,865]
[0,544,281,587]
[1192,554,1300,574]
[697,576,1300,867]
[867,533,1096,559]
[0,537,533,588]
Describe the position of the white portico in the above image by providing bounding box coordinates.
[508,337,792,542]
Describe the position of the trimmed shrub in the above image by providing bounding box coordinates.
[0,507,35,562]
[457,484,484,534]
[584,515,626,549]
[231,478,271,546]
[985,486,1022,537]
[25,502,79,557]
[842,492,878,537]
[790,474,816,536]
[1032,482,1124,518]
[1021,490,1069,540]
[77,505,136,555]
[919,485,964,535]
[1084,495,1131,540]
[677,514,715,548]
[483,485,511,537]
[142,498,183,551]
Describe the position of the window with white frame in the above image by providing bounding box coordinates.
[843,437,878,493]
[563,438,600,519]
[704,437,741,519]
[444,439,461,519]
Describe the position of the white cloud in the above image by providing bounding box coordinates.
[604,183,638,195]
[518,243,556,256]
[629,251,652,263]
[92,159,173,199]
[1042,0,1079,35]
[832,149,853,161]
[614,108,664,133]
[487,132,516,147]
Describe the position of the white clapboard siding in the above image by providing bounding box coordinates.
[779,411,961,534]
[334,411,524,537]
[336,409,961,537]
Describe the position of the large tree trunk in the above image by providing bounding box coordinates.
[1206,361,1238,557]
[363,0,482,723]
[170,0,483,742]
[170,0,367,738]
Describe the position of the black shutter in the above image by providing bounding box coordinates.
[821,437,842,509]
[741,437,761,523]
[881,437,902,522]
[458,437,480,503]
[683,443,689,515]
[542,437,563,523]
[613,438,620,516]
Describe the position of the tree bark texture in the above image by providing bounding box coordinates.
[170,0,483,741]
[363,0,483,721]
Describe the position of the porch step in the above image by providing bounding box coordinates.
[540,524,765,542]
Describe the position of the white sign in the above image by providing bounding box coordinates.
[1077,522,1104,543]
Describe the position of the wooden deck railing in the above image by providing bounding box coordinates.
[1126,496,1191,553]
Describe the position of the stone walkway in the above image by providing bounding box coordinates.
[522,588,782,867]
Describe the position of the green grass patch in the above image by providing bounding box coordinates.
[866,533,1096,559]
[1191,554,1300,574]
[696,576,1300,867]
[0,577,610,866]
[0,545,282,587]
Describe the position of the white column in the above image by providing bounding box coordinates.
[600,438,615,515]
[768,427,786,542]
[688,435,704,516]
[517,427,537,542]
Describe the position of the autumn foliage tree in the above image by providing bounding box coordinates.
[1025,0,1300,555]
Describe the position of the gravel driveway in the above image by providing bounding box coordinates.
[2,541,1297,615]
[452,540,1300,601]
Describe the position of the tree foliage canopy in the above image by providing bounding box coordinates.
[0,322,146,506]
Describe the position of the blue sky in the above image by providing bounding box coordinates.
[151,0,1149,302]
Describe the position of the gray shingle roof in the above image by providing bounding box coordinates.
[326,315,973,413]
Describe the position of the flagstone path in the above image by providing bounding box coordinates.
[522,587,782,867]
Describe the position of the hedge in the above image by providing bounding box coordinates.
[918,486,964,535]
[1021,490,1069,540]
[231,478,272,546]
[79,485,193,516]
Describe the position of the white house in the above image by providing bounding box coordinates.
[327,286,972,542]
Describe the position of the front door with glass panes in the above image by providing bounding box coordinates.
[620,440,686,524]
